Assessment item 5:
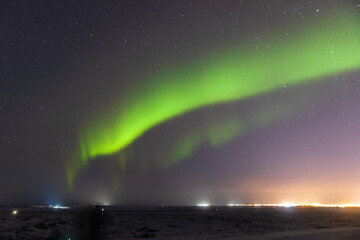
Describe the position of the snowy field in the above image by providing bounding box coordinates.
[2,206,360,239]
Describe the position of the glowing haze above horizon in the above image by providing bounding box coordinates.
[2,0,360,205]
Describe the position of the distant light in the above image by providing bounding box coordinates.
[235,203,360,208]
[227,203,240,207]
[49,204,70,209]
[197,203,210,207]
[12,210,18,215]
[279,202,297,208]
[101,208,104,212]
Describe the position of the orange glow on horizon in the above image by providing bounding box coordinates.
[226,203,360,208]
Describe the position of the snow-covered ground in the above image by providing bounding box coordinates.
[2,206,360,239]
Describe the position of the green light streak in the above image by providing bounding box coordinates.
[207,119,242,147]
[168,118,242,165]
[66,13,360,187]
[167,81,327,165]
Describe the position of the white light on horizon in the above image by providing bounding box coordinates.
[278,202,297,208]
[197,203,210,207]
[227,203,241,207]
[49,204,70,209]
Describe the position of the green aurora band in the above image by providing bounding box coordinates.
[66,13,360,187]
[167,87,322,166]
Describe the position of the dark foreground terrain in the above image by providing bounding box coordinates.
[2,206,360,239]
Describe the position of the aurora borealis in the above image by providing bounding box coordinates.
[66,12,360,187]
[2,1,360,205]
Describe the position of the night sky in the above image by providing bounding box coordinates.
[2,0,360,205]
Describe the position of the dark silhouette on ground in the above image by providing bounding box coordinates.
[74,205,108,240]
[46,205,108,240]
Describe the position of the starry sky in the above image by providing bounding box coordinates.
[2,0,360,205]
